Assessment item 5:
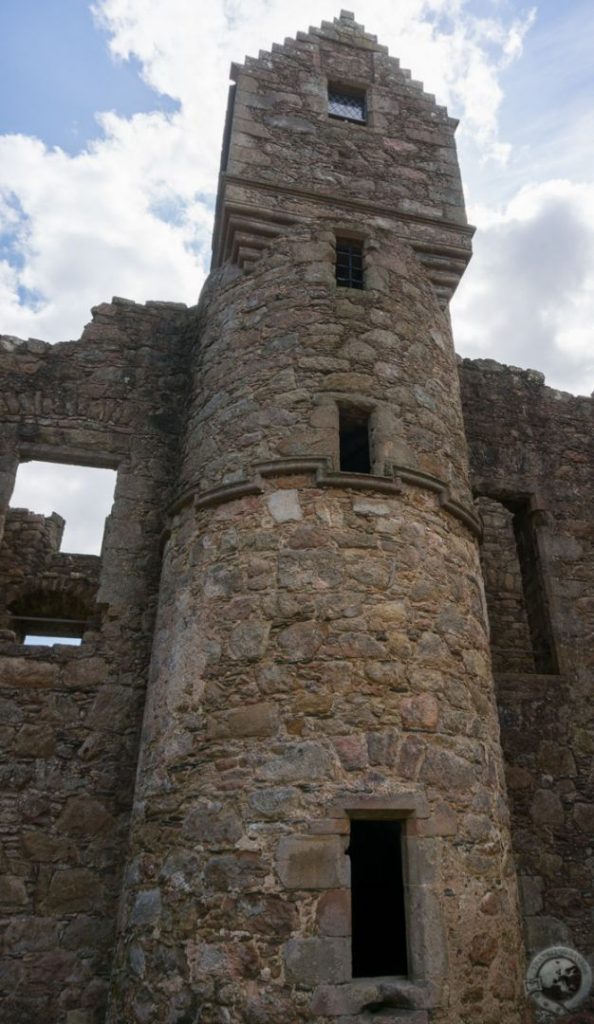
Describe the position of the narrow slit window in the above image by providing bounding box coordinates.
[349,819,408,978]
[339,406,371,474]
[336,239,364,289]
[511,502,559,674]
[477,495,559,674]
[328,85,367,124]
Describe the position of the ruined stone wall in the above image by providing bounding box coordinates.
[0,300,192,1024]
[0,508,101,639]
[460,359,594,1004]
[107,224,527,1024]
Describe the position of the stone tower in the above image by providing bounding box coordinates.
[106,12,528,1024]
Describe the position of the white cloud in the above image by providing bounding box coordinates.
[452,180,594,395]
[0,0,532,346]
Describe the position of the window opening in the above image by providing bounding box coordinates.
[24,635,82,647]
[10,462,117,555]
[511,501,559,674]
[336,239,364,290]
[339,406,371,473]
[477,495,558,674]
[9,589,95,645]
[328,85,367,124]
[348,819,408,978]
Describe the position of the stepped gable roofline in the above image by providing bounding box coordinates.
[229,9,455,127]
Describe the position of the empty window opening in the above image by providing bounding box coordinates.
[477,496,558,674]
[24,634,82,647]
[349,819,408,978]
[339,406,371,473]
[336,239,364,289]
[328,84,367,124]
[10,462,117,555]
[512,501,559,674]
[9,588,96,646]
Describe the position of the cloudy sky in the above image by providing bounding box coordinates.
[2,0,593,554]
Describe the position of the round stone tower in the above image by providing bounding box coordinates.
[108,13,528,1024]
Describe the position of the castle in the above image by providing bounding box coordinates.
[0,12,592,1024]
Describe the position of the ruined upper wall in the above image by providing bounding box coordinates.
[0,299,195,1023]
[460,357,594,975]
[213,10,473,302]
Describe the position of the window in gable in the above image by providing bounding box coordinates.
[328,84,367,124]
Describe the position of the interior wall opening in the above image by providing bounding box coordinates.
[9,461,117,555]
[477,494,558,674]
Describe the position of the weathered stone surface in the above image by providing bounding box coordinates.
[56,796,113,835]
[316,889,351,936]
[43,868,102,913]
[276,836,348,889]
[284,936,350,986]
[207,702,278,739]
[266,489,302,523]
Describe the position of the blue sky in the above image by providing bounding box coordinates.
[0,0,177,151]
[2,0,593,553]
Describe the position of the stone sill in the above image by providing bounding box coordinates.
[495,672,567,700]
[312,977,437,1016]
[0,641,97,661]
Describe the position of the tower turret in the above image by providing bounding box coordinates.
[108,13,527,1024]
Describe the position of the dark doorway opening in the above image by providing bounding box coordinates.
[339,406,371,473]
[348,819,408,978]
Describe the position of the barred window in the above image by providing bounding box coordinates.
[336,239,364,289]
[328,85,366,124]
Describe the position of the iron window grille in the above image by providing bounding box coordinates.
[328,86,367,124]
[336,240,364,289]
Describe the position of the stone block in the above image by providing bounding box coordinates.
[334,734,368,770]
[130,888,162,926]
[258,742,336,783]
[2,916,59,954]
[276,836,348,889]
[267,489,303,522]
[0,658,58,689]
[207,702,278,739]
[56,796,113,835]
[311,979,433,1016]
[43,868,102,914]
[14,723,56,757]
[525,914,571,952]
[182,801,243,847]
[400,694,439,731]
[248,786,299,819]
[276,620,324,661]
[228,621,270,661]
[519,875,543,916]
[530,789,564,827]
[0,874,28,908]
[420,747,474,790]
[284,936,350,986]
[316,889,351,935]
[574,802,594,834]
[22,831,73,861]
